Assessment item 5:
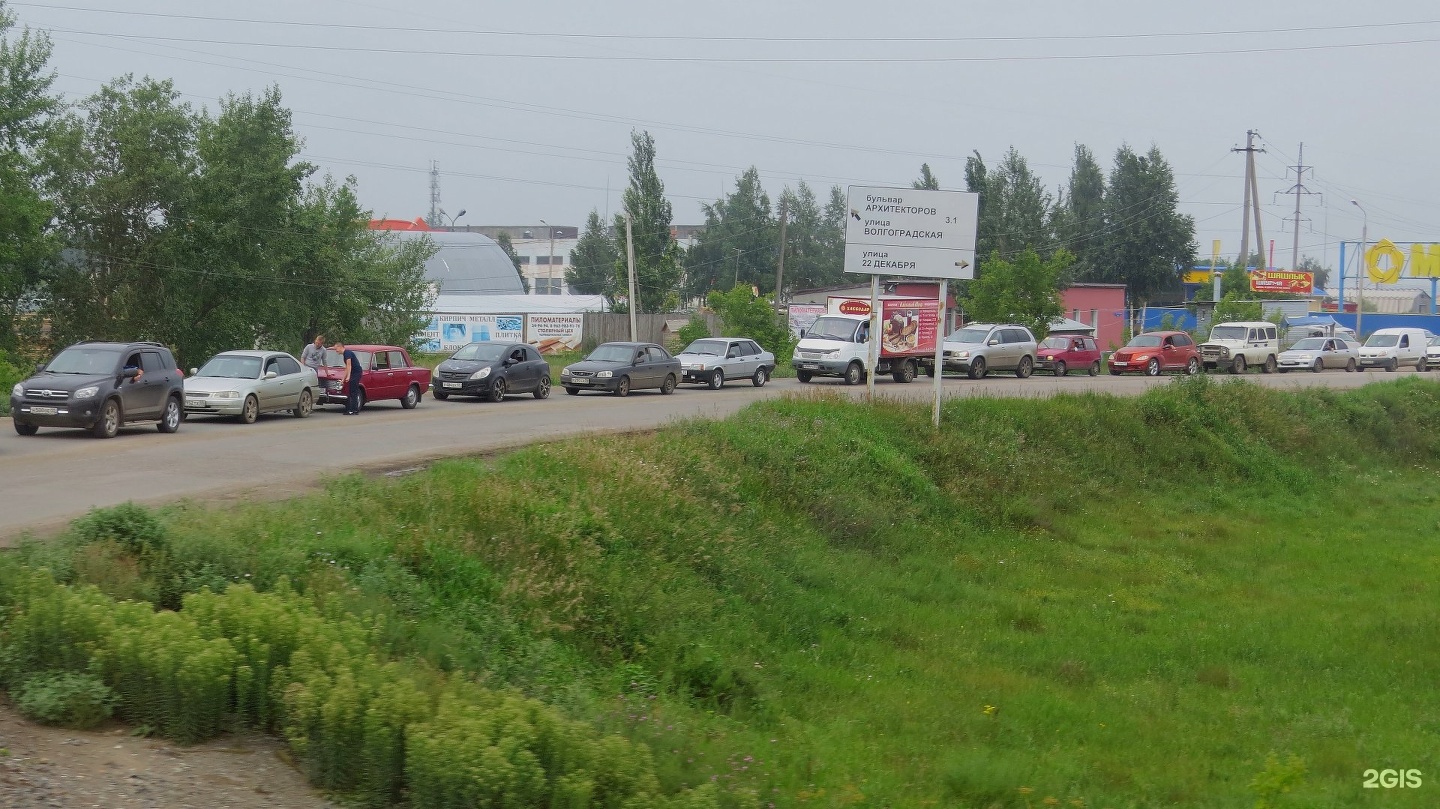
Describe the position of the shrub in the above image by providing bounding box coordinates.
[14,671,116,729]
[71,503,169,557]
[0,356,23,417]
[675,315,712,350]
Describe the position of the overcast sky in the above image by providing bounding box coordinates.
[12,0,1440,273]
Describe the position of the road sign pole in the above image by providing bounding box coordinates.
[933,279,947,429]
[867,274,879,402]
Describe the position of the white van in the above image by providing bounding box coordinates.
[1358,327,1432,372]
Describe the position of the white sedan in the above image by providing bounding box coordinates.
[183,350,319,422]
[1277,337,1359,373]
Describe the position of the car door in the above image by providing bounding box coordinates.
[504,345,533,392]
[650,346,675,386]
[722,341,744,378]
[523,346,546,389]
[369,349,397,399]
[274,355,305,407]
[118,350,164,419]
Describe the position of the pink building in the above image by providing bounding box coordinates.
[1061,283,1127,349]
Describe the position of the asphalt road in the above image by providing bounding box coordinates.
[0,368,1425,542]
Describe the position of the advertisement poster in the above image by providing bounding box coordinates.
[787,304,827,338]
[419,314,524,352]
[1249,270,1314,295]
[879,299,940,354]
[525,314,585,354]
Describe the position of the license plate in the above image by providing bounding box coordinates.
[798,363,817,369]
[1112,362,1128,367]
[572,378,589,384]
[29,406,57,415]
[443,382,461,388]
[185,398,207,408]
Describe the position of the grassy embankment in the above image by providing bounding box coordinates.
[3,376,1440,807]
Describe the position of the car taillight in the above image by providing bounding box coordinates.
[176,368,184,378]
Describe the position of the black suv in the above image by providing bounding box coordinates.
[11,341,185,438]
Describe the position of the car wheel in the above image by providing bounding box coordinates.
[967,357,987,380]
[1417,357,1428,373]
[1053,360,1067,377]
[565,386,579,395]
[14,422,38,436]
[661,374,677,395]
[534,376,551,399]
[293,388,314,417]
[752,367,768,387]
[796,370,813,383]
[891,360,916,383]
[92,399,120,439]
[843,362,864,386]
[239,394,259,424]
[1089,361,1100,377]
[433,388,449,400]
[1313,359,1324,373]
[1185,357,1200,376]
[1145,358,1161,377]
[1230,355,1246,374]
[157,397,182,433]
[1346,359,1357,372]
[1015,356,1033,379]
[1263,355,1278,374]
[708,368,725,390]
[614,376,631,397]
[487,378,506,403]
[1387,358,1398,372]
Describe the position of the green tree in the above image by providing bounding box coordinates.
[1298,255,1330,291]
[706,284,792,358]
[494,231,529,293]
[566,209,616,299]
[964,147,1054,271]
[1094,144,1195,305]
[684,166,776,298]
[1056,144,1106,276]
[613,130,681,312]
[912,163,939,190]
[0,5,62,355]
[775,181,847,292]
[1213,291,1263,323]
[960,248,1071,341]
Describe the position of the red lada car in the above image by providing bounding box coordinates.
[317,345,432,410]
[1036,334,1103,376]
[1108,331,1201,377]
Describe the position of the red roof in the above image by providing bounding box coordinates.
[368,217,431,231]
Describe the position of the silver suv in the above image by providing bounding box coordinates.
[942,324,1037,379]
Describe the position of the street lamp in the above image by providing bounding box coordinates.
[1350,199,1366,340]
[441,208,466,228]
[539,219,556,295]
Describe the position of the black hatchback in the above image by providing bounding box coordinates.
[10,341,185,438]
[431,342,551,402]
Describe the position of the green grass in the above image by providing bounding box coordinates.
[7,375,1440,807]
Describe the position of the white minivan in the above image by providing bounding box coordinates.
[1358,327,1432,372]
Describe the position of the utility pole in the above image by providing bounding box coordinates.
[427,161,442,228]
[775,196,788,300]
[622,210,639,341]
[1275,142,1319,271]
[1232,131,1265,277]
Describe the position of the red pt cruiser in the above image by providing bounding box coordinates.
[1108,331,1201,377]
[317,345,432,410]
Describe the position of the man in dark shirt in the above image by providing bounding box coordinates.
[334,342,364,415]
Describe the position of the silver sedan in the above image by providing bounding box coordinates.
[183,351,319,422]
[1277,337,1358,373]
[676,337,777,389]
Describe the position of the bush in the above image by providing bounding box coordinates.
[14,671,116,729]
[675,315,711,350]
[0,356,23,417]
[71,503,170,557]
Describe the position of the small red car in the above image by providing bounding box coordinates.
[1036,334,1102,376]
[317,345,432,410]
[1108,331,1201,377]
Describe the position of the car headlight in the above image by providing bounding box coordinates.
[596,370,613,378]
[73,385,99,400]
[10,383,21,397]
[693,363,706,371]
[212,391,241,399]
[561,366,572,375]
[953,351,970,360]
[1133,354,1151,362]
[469,367,492,380]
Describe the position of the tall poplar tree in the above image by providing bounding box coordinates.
[613,130,681,312]
[1095,144,1196,304]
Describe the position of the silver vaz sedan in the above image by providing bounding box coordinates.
[1277,336,1359,373]
[184,350,319,422]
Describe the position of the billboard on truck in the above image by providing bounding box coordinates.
[826,296,940,355]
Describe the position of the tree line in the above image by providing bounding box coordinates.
[0,6,434,370]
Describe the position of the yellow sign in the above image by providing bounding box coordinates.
[1412,243,1440,278]
[1366,239,1405,284]
[1212,240,1222,261]
[1183,271,1211,284]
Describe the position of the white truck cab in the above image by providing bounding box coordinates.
[1358,327,1432,372]
[792,314,873,385]
[1200,321,1280,373]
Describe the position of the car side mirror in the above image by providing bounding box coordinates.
[799,329,806,338]
[987,338,999,346]
[189,367,198,375]
[35,362,45,373]
[122,367,140,379]
[264,371,278,380]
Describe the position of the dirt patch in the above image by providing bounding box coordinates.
[0,698,334,809]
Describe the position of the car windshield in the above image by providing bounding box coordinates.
[1365,335,1399,347]
[1128,335,1164,348]
[806,317,859,341]
[323,349,372,368]
[450,343,508,362]
[1209,326,1247,341]
[682,339,728,356]
[44,347,122,374]
[196,355,263,379]
[1289,338,1326,351]
[1430,337,1440,347]
[946,327,991,344]
[586,344,639,363]
[1039,336,1070,350]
